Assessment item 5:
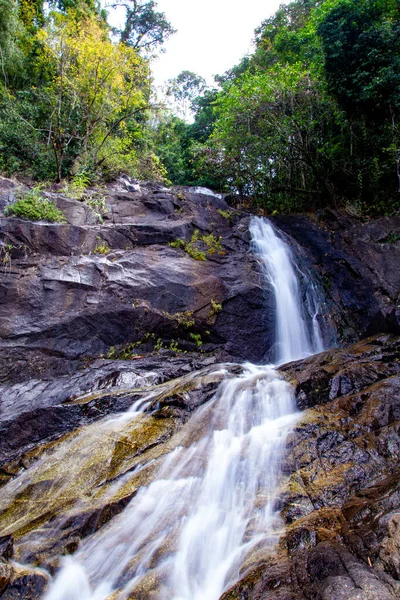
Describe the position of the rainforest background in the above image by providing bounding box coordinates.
[0,0,399,215]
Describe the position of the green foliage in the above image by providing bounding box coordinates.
[63,171,92,199]
[118,0,176,52]
[5,187,66,222]
[208,299,222,324]
[151,90,223,189]
[382,232,400,245]
[154,337,163,351]
[210,299,222,314]
[173,0,400,215]
[189,332,202,347]
[186,246,206,262]
[217,209,233,222]
[1,0,399,216]
[169,239,186,250]
[0,2,165,183]
[168,339,180,352]
[106,330,186,358]
[169,234,206,261]
[93,242,111,255]
[167,70,206,119]
[151,114,193,185]
[84,194,107,222]
[137,151,170,183]
[169,229,224,261]
[172,311,195,328]
[200,232,223,254]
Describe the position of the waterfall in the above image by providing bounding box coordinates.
[249,218,324,364]
[8,217,328,600]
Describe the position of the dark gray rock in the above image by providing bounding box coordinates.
[0,182,269,363]
[273,213,400,343]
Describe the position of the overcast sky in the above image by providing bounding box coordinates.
[148,0,286,88]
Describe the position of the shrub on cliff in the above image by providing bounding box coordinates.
[5,189,66,223]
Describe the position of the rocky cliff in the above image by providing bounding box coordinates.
[0,177,399,599]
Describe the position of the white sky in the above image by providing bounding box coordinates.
[151,0,285,87]
[107,1,286,89]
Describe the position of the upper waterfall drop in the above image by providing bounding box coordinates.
[250,217,324,364]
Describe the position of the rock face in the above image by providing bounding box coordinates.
[222,334,400,600]
[0,181,271,369]
[0,179,399,600]
[273,211,400,342]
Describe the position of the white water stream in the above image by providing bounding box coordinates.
[249,218,324,365]
[37,217,326,600]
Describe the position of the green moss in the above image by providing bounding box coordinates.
[217,208,234,222]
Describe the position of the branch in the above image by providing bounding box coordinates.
[94,104,156,160]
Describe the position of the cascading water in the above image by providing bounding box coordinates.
[0,217,329,600]
[249,218,324,364]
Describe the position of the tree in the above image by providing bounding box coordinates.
[166,70,206,119]
[318,0,400,205]
[41,12,150,179]
[0,0,24,82]
[317,0,400,119]
[0,9,151,180]
[112,0,175,52]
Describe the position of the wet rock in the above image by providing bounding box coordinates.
[0,561,13,595]
[0,565,49,599]
[280,334,400,410]
[0,537,13,561]
[304,541,400,600]
[0,354,234,471]
[221,549,304,600]
[223,334,400,600]
[43,193,98,226]
[0,178,22,212]
[1,183,400,600]
[378,514,400,579]
[273,213,400,343]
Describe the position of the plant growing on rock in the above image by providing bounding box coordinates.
[189,332,202,347]
[169,237,206,261]
[94,242,111,255]
[217,209,234,223]
[0,242,13,271]
[84,195,107,222]
[63,172,92,200]
[5,188,66,223]
[169,229,224,261]
[172,311,195,328]
[208,299,222,323]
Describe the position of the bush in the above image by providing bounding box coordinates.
[5,189,66,223]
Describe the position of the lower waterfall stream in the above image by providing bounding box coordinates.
[1,217,329,600]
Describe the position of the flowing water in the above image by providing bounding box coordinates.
[249,218,324,364]
[1,217,328,600]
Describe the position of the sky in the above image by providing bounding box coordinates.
[125,1,286,89]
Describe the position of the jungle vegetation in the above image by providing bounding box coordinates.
[0,0,399,215]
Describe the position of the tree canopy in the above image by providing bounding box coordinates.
[0,0,169,181]
[154,0,399,215]
[0,0,399,216]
